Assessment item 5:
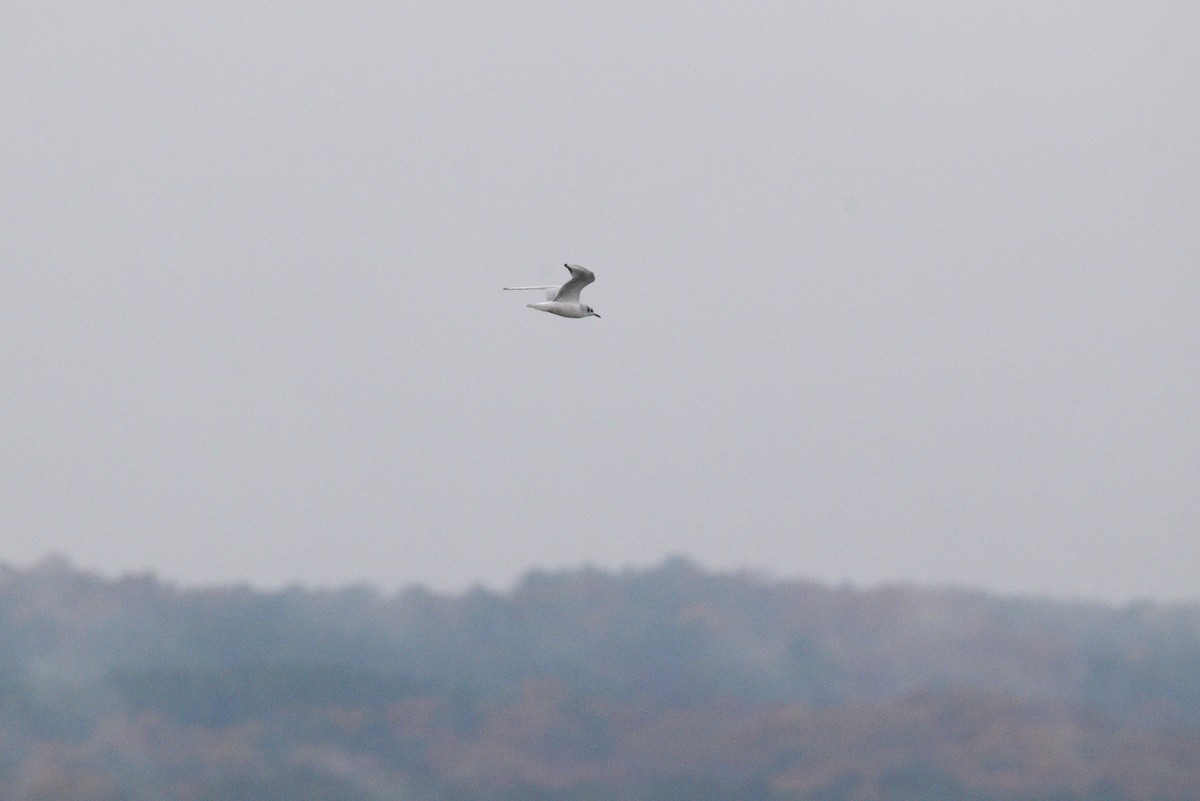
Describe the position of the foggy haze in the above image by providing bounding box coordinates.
[2,2,1197,600]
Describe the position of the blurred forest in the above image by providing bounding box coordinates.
[1,556,1198,801]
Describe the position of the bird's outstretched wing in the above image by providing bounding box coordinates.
[503,284,561,300]
[552,264,595,303]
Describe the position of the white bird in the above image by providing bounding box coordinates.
[504,263,601,319]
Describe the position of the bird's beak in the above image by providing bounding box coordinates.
[593,313,602,318]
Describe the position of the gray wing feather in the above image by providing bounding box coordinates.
[552,264,595,303]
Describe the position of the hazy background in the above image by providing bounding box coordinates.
[2,1,1196,601]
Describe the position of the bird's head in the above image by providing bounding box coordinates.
[586,306,601,318]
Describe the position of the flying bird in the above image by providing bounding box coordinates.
[504,263,601,319]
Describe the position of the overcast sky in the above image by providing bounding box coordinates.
[2,2,1196,601]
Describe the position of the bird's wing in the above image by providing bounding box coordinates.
[552,264,595,303]
[503,284,562,300]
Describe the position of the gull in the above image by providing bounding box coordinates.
[504,263,601,319]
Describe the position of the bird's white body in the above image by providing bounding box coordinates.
[504,264,601,319]
[525,300,595,318]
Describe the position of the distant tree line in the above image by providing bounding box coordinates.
[0,555,1197,800]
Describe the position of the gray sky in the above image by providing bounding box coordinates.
[2,2,1197,601]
